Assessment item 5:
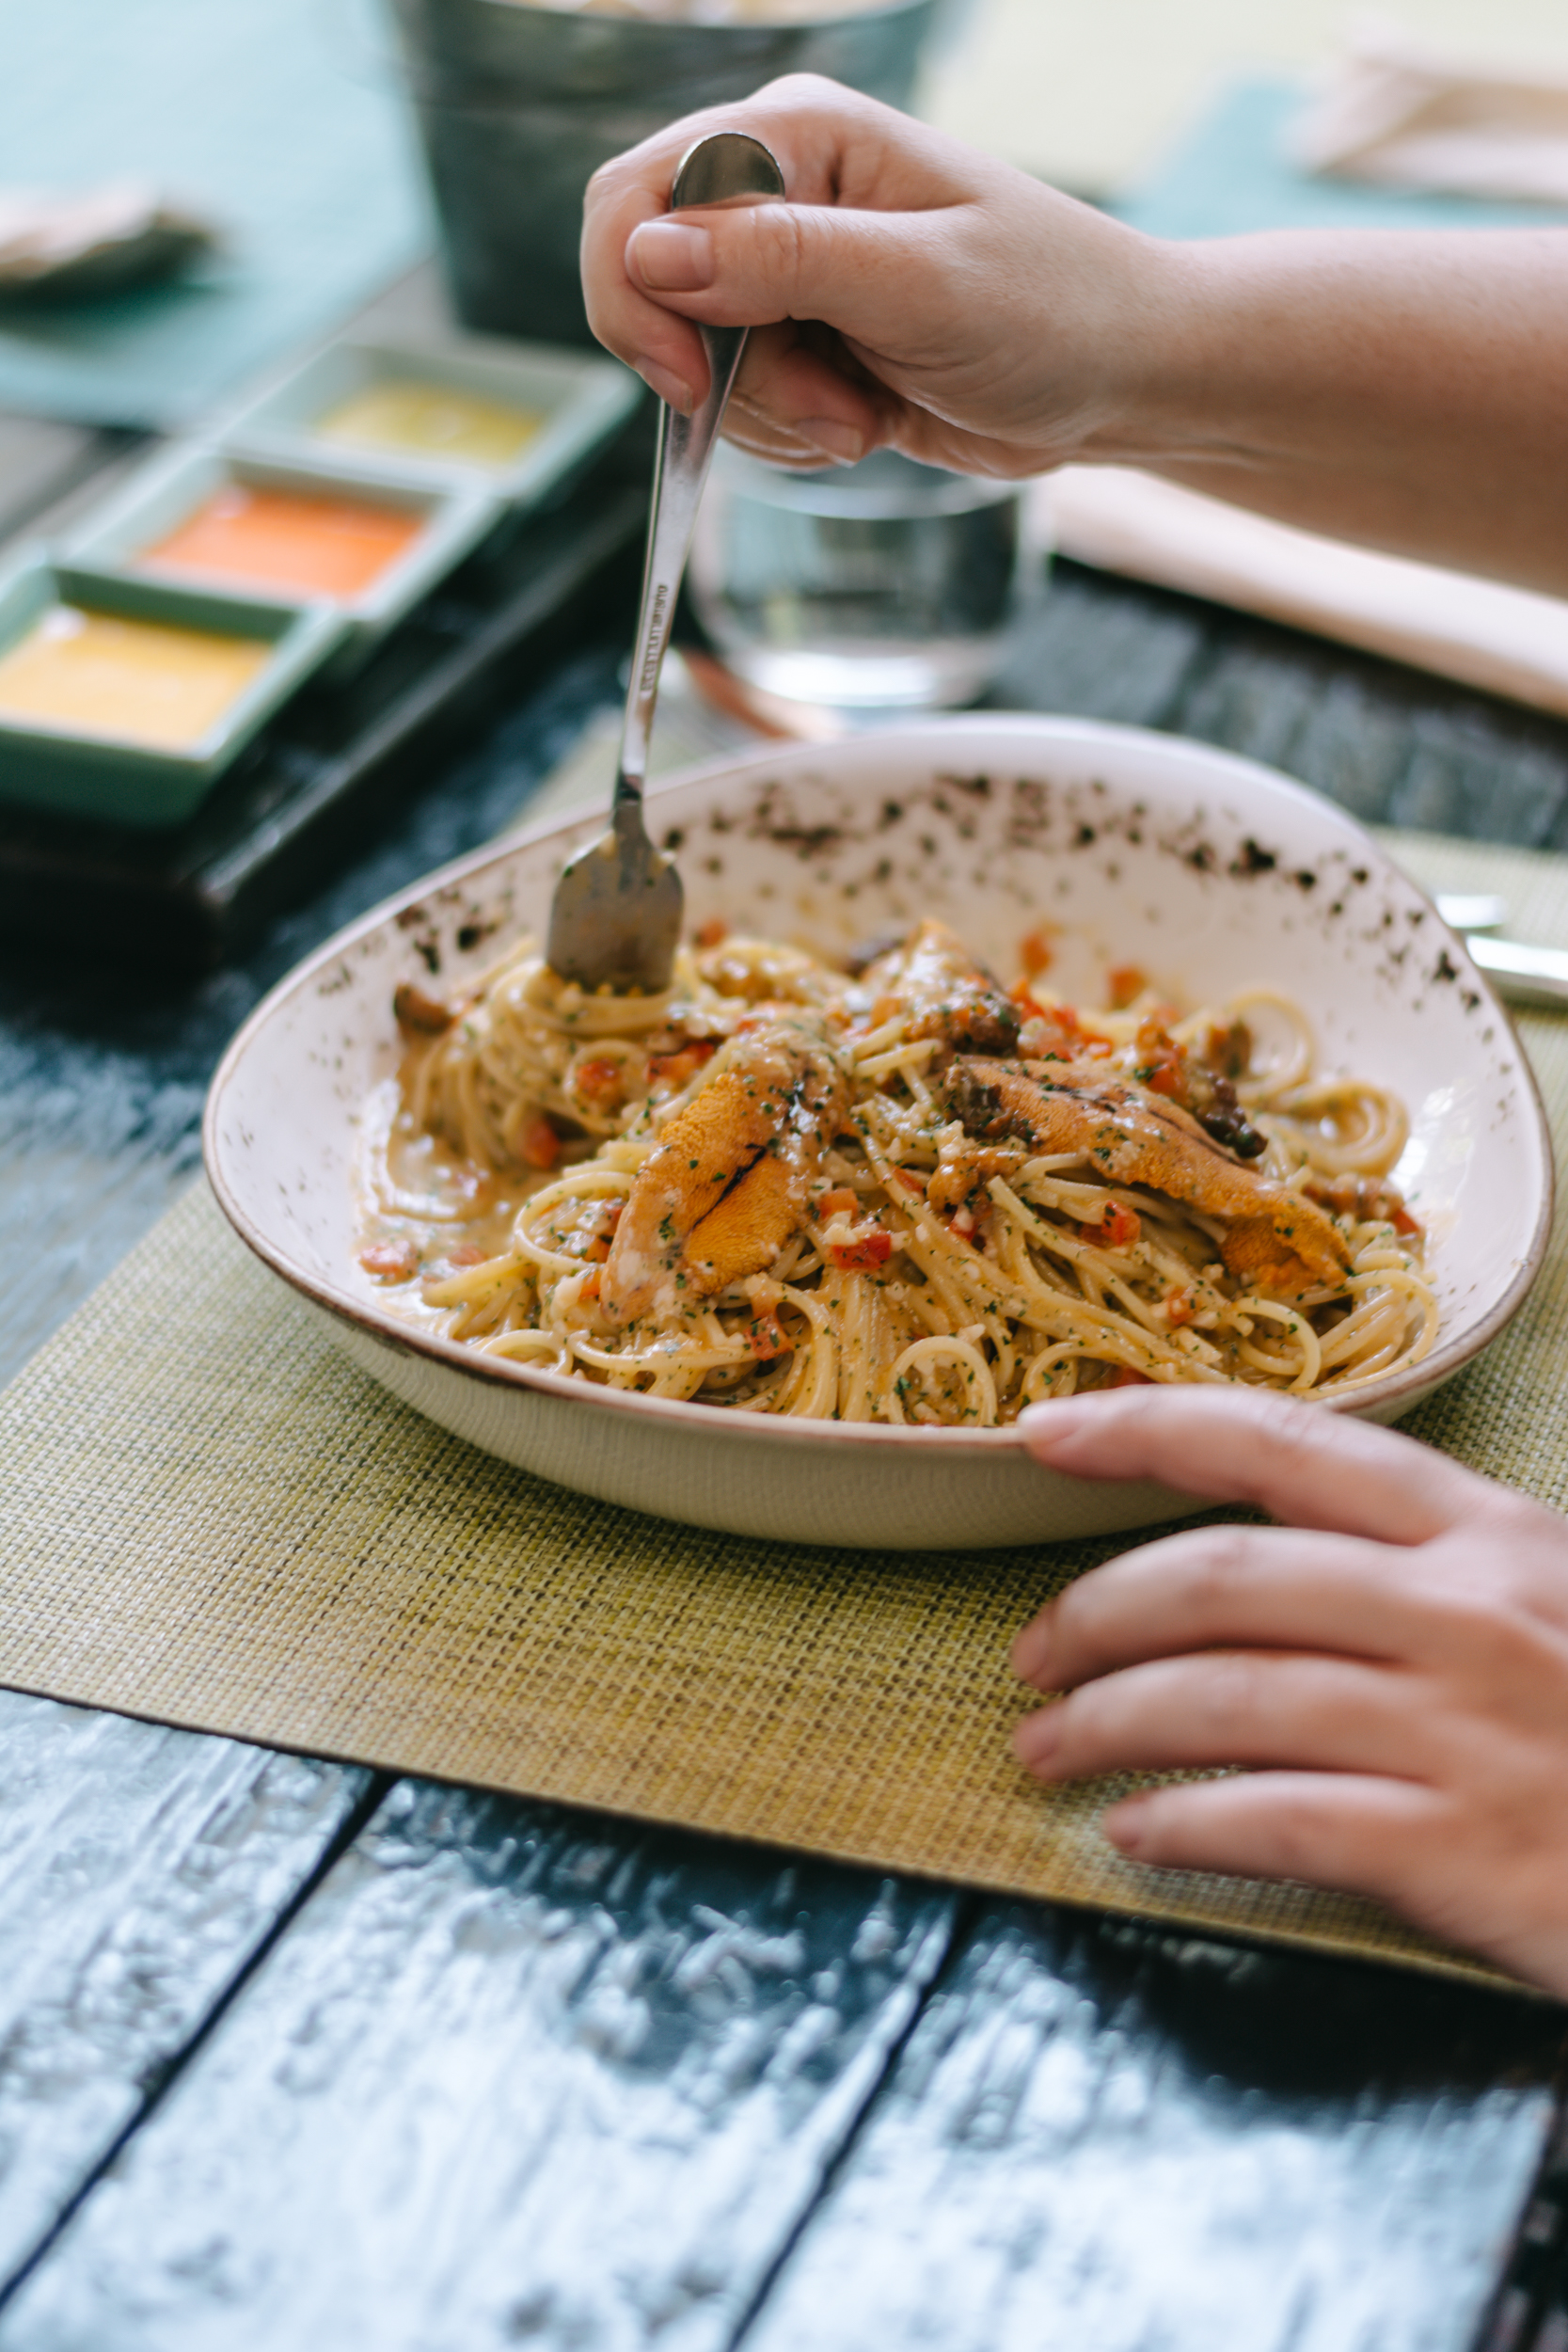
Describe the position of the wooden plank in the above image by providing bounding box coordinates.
[0,1781,957,2348]
[990,561,1208,731]
[0,1027,204,1390]
[1005,557,1568,851]
[739,1899,1568,2352]
[0,1692,370,2290]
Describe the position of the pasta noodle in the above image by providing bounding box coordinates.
[355,917,1435,1425]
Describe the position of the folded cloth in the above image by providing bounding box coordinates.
[1291,17,1568,204]
[1041,466,1568,721]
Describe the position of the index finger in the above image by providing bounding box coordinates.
[1011,1522,1413,1692]
[1019,1387,1489,1545]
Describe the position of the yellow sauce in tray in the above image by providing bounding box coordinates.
[313,381,543,469]
[0,605,271,750]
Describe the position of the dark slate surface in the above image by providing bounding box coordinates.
[0,1695,372,2292]
[743,1905,1562,2352]
[0,1789,957,2351]
[3,522,1568,2347]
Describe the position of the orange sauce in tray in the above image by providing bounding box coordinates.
[0,606,270,750]
[143,484,423,600]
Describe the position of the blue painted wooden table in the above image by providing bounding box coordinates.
[1,435,1566,2351]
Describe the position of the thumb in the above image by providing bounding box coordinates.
[623,199,954,439]
[627,199,935,339]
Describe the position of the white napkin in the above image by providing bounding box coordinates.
[1291,17,1568,204]
[1040,467,1568,722]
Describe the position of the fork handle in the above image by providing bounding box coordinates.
[614,319,748,814]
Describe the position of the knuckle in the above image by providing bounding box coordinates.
[1478,1486,1561,1549]
[1180,1524,1266,1608]
[1195,1649,1272,1737]
[1049,1685,1113,1772]
[1256,1784,1344,1880]
[764,71,847,109]
[751,202,810,295]
[1419,1548,1546,1647]
[1244,1389,1336,1470]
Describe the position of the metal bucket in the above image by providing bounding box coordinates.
[388,0,943,344]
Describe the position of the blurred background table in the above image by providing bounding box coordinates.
[4,394,1568,2352]
[4,0,1568,2344]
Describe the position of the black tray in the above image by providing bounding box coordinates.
[0,456,647,975]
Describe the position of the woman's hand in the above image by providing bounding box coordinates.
[580,74,1568,591]
[1014,1388,1568,1995]
[580,72,1168,477]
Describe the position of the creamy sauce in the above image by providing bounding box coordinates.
[142,484,423,600]
[0,605,271,749]
[312,382,543,469]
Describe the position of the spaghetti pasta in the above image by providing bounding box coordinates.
[356,918,1435,1425]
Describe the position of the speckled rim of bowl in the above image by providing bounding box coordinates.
[203,716,1556,1454]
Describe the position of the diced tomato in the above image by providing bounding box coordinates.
[694,917,728,949]
[826,1226,894,1271]
[574,1057,626,1111]
[578,1269,600,1303]
[746,1309,793,1360]
[1164,1284,1197,1327]
[1015,1000,1109,1062]
[575,1200,623,1262]
[815,1186,861,1220]
[1107,1366,1153,1388]
[647,1038,716,1091]
[894,1168,926,1194]
[1391,1204,1421,1237]
[1080,1201,1141,1250]
[1106,963,1148,1011]
[517,1115,561,1171]
[1019,926,1055,978]
[359,1239,419,1280]
[1132,1014,1188,1100]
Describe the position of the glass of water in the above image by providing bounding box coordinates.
[688,444,1031,710]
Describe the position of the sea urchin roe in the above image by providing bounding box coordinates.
[0,605,269,749]
[602,1013,849,1323]
[143,484,423,600]
[313,382,544,469]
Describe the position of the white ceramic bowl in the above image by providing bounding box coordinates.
[204,716,1552,1550]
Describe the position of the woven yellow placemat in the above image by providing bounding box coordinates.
[1,829,1563,1993]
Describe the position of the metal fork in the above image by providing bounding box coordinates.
[546,129,786,993]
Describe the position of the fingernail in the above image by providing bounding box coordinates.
[630,219,715,293]
[797,419,865,464]
[1102,1796,1151,1855]
[1020,1401,1088,1447]
[1014,1705,1062,1772]
[635,359,695,415]
[1010,1613,1054,1684]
